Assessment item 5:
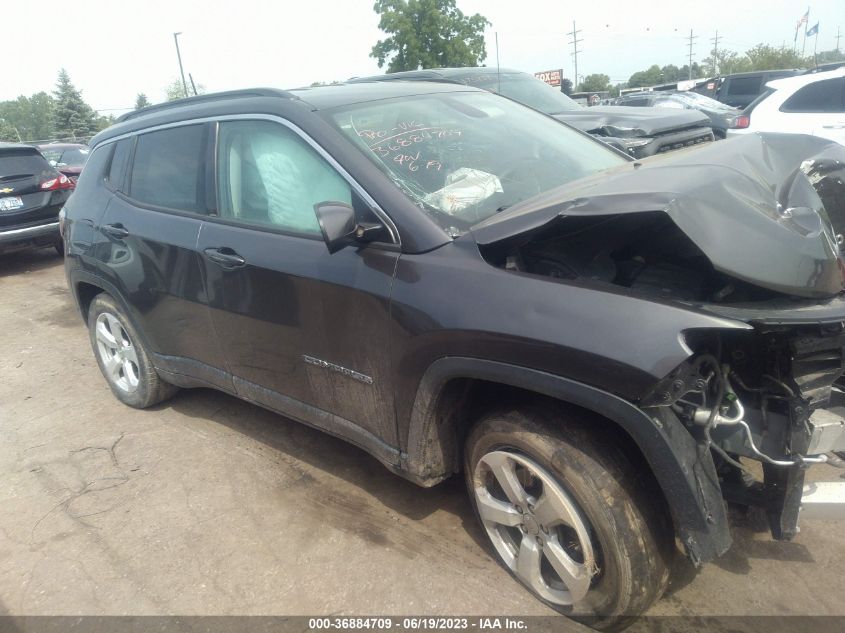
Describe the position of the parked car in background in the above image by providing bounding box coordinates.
[614,90,738,138]
[0,142,73,255]
[350,67,715,158]
[727,66,845,146]
[37,142,90,183]
[709,69,801,108]
[64,84,845,629]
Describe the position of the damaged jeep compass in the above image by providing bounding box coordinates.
[63,82,845,629]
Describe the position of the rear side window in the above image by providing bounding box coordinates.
[107,139,132,190]
[0,148,52,180]
[781,78,845,113]
[726,76,762,96]
[129,124,207,212]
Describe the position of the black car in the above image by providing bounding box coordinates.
[706,69,801,108]
[613,91,738,138]
[63,84,845,628]
[0,142,74,255]
[349,68,715,157]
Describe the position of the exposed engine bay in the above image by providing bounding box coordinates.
[474,133,845,544]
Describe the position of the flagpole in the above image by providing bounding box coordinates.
[802,7,809,56]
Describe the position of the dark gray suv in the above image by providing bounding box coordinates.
[62,83,845,629]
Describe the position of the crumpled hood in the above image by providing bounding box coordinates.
[554,105,709,137]
[471,133,845,299]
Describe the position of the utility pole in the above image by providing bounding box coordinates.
[173,32,189,98]
[836,26,842,52]
[686,29,698,80]
[710,30,720,76]
[567,21,583,91]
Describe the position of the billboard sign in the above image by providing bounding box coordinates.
[534,69,562,87]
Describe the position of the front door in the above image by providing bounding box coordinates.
[198,118,400,451]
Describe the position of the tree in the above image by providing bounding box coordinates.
[560,78,573,96]
[627,65,664,88]
[134,93,150,109]
[0,118,20,143]
[579,73,611,93]
[164,78,206,101]
[53,69,98,139]
[0,92,55,141]
[743,44,805,71]
[371,0,490,72]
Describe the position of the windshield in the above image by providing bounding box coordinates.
[672,91,736,110]
[458,73,583,115]
[326,92,626,234]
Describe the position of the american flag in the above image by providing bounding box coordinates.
[794,8,809,43]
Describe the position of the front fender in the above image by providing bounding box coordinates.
[404,357,731,564]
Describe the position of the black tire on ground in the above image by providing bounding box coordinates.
[87,293,178,408]
[464,404,672,631]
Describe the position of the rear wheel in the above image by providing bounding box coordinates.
[87,293,178,408]
[464,405,671,630]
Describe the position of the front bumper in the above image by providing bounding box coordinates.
[635,126,716,158]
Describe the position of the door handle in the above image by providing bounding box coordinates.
[204,247,246,268]
[102,223,129,239]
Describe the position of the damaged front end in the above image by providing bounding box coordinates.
[473,132,845,551]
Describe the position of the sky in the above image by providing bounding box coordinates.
[2,0,842,115]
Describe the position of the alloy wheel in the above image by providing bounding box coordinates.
[473,450,598,605]
[94,312,141,393]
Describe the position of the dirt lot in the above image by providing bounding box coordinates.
[1,248,843,625]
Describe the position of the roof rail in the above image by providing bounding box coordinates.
[116,88,298,123]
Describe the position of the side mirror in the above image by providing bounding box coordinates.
[314,201,357,254]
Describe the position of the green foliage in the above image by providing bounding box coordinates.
[0,92,56,141]
[560,78,573,96]
[53,69,99,139]
[134,93,151,109]
[628,63,703,88]
[0,118,20,143]
[164,78,207,101]
[743,44,806,71]
[371,0,490,72]
[578,73,611,93]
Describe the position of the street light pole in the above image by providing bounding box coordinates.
[173,32,189,98]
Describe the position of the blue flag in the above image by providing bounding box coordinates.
[806,22,819,37]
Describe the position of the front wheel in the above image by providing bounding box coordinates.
[87,293,178,408]
[464,406,671,630]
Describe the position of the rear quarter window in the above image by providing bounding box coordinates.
[106,138,133,190]
[128,124,207,212]
[780,78,845,113]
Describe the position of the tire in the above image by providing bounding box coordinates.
[87,293,178,408]
[464,404,671,630]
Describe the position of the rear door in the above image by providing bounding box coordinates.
[779,77,845,145]
[91,123,230,389]
[197,117,400,451]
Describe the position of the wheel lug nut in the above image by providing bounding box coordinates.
[515,506,523,514]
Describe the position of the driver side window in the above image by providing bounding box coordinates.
[216,120,352,235]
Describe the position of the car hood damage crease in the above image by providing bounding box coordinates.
[473,133,845,300]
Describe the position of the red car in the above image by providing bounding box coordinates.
[37,143,90,183]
